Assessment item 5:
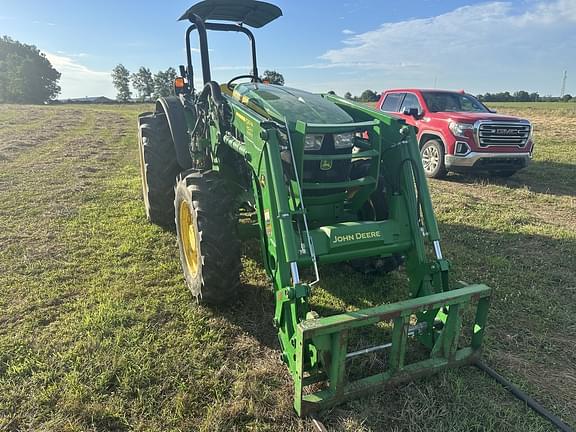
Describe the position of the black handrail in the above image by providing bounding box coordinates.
[185,17,259,91]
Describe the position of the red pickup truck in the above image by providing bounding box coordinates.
[376,89,534,178]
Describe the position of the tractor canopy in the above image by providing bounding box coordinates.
[179,0,282,28]
[232,83,354,127]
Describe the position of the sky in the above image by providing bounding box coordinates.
[0,0,575,99]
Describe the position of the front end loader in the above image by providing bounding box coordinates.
[137,0,492,416]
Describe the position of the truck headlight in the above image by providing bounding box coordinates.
[449,121,473,137]
[304,134,323,151]
[334,132,354,149]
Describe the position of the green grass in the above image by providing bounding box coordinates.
[0,103,574,431]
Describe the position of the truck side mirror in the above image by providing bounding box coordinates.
[402,107,421,118]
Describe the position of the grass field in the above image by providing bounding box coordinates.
[0,102,574,431]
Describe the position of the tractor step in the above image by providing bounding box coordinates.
[293,284,491,416]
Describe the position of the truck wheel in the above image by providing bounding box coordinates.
[138,112,181,227]
[175,170,241,304]
[420,139,447,179]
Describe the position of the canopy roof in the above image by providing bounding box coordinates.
[179,0,282,28]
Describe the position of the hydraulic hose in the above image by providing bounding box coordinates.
[199,81,225,106]
[474,361,573,432]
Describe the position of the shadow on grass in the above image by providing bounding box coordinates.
[217,219,575,364]
[445,160,576,197]
[210,221,575,427]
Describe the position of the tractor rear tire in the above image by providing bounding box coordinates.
[138,112,181,227]
[174,170,242,304]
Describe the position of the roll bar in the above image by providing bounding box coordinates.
[185,14,259,91]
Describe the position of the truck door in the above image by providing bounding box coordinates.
[398,93,422,134]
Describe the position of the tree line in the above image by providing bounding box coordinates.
[341,89,380,102]
[111,64,178,102]
[476,91,573,103]
[111,65,286,102]
[339,89,575,103]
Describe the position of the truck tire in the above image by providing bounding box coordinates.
[420,139,447,179]
[349,160,403,274]
[138,112,181,227]
[174,170,241,304]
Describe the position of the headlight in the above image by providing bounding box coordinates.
[448,121,473,137]
[334,132,354,149]
[304,134,323,151]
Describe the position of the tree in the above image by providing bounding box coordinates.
[153,67,178,99]
[513,90,530,102]
[261,70,284,85]
[131,67,154,102]
[0,36,61,104]
[344,92,353,100]
[111,64,132,102]
[561,94,572,102]
[359,89,379,102]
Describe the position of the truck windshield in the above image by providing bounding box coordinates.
[421,91,489,113]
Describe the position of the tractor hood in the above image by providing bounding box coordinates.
[232,83,353,128]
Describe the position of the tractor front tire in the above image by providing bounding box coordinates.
[175,170,241,304]
[138,112,181,227]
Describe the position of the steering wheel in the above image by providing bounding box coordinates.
[227,74,262,90]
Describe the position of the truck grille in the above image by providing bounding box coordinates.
[477,122,531,147]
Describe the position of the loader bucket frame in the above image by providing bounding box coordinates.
[294,284,491,415]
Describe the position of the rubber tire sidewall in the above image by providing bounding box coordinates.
[420,139,447,179]
[174,171,242,305]
[138,112,181,227]
[174,177,203,297]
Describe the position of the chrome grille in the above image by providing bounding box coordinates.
[476,121,531,147]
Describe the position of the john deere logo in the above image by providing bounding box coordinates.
[333,231,382,244]
[320,160,333,171]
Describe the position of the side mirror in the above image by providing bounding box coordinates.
[402,107,421,118]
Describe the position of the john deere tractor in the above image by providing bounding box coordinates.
[137,0,491,416]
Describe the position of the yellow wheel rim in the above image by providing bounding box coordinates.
[179,200,199,277]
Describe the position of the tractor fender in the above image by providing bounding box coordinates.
[155,96,193,169]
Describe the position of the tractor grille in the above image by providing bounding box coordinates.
[477,122,531,147]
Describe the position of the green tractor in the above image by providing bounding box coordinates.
[137,0,491,416]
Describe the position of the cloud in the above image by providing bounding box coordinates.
[316,0,576,95]
[45,52,114,99]
[342,29,355,35]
